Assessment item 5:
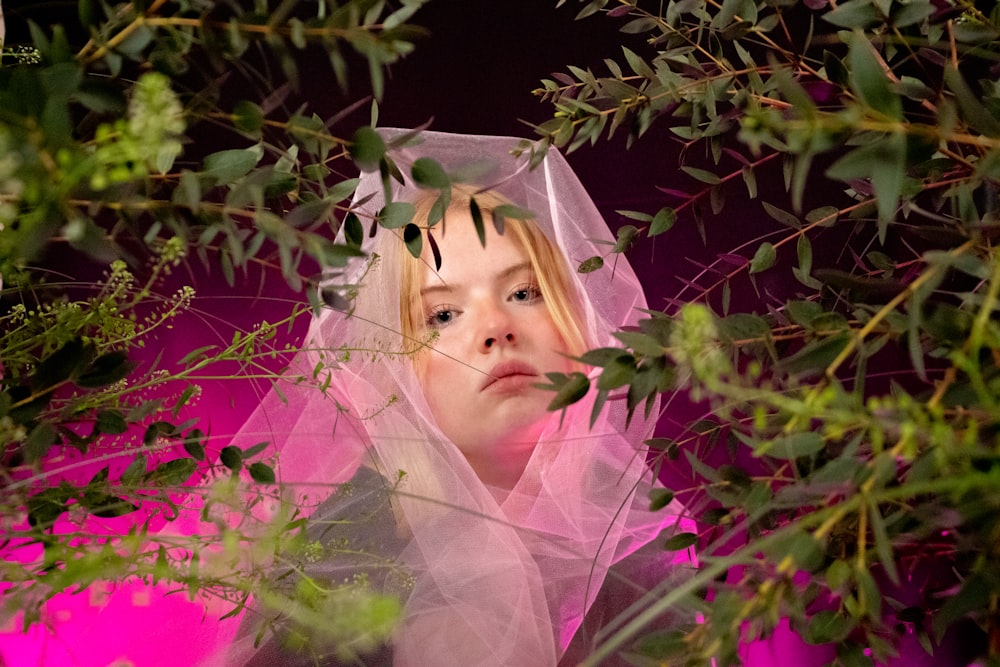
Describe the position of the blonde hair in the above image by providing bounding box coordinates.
[397,185,589,358]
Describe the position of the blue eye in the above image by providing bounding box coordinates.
[426,307,456,328]
[511,284,542,303]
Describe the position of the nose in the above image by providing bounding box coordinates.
[477,303,516,352]
[483,331,515,350]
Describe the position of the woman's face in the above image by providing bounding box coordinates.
[416,209,573,475]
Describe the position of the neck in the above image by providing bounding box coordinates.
[463,438,537,491]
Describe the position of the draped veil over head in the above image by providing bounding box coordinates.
[227,130,690,666]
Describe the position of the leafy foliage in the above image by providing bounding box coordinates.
[540,0,1000,664]
[0,0,428,650]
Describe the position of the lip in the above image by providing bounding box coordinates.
[481,360,540,392]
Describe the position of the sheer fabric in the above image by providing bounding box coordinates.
[225,130,691,666]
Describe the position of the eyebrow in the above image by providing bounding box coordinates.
[420,261,534,298]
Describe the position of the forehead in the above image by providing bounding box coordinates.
[421,208,529,284]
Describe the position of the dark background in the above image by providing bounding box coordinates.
[3,0,772,476]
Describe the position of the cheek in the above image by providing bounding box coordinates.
[416,350,459,411]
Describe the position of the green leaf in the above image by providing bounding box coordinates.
[77,352,133,388]
[202,147,261,185]
[492,204,534,231]
[578,347,628,367]
[718,312,770,342]
[173,170,202,212]
[143,421,176,446]
[824,0,884,29]
[616,209,653,222]
[34,339,87,390]
[73,79,126,114]
[411,157,450,189]
[764,432,825,460]
[847,33,902,119]
[248,462,276,484]
[855,566,881,616]
[785,300,824,326]
[427,191,449,227]
[379,202,415,229]
[762,202,801,229]
[121,454,147,486]
[95,409,128,435]
[78,0,98,30]
[327,178,360,202]
[242,441,269,458]
[349,126,385,173]
[470,197,486,247]
[663,532,698,550]
[220,445,243,472]
[826,559,852,591]
[183,430,206,461]
[403,223,423,258]
[613,330,667,357]
[287,113,326,155]
[596,354,637,390]
[428,233,442,271]
[649,207,676,236]
[866,496,899,584]
[343,212,364,247]
[24,422,58,463]
[797,234,813,278]
[27,485,71,529]
[749,242,777,274]
[681,166,722,185]
[777,332,851,377]
[943,64,1000,138]
[233,100,264,136]
[622,46,655,79]
[145,458,197,487]
[626,630,687,661]
[766,529,824,571]
[81,492,138,518]
[542,372,590,410]
[613,225,639,253]
[648,488,675,511]
[804,611,855,644]
[805,206,839,226]
[837,642,875,667]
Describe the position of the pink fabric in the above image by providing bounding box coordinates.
[224,130,692,665]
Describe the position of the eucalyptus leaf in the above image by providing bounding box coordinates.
[596,354,637,390]
[145,458,197,487]
[403,223,423,258]
[411,157,450,189]
[233,100,265,136]
[349,126,386,173]
[121,454,148,486]
[847,33,902,120]
[248,462,276,484]
[95,409,128,435]
[344,212,364,247]
[749,242,777,274]
[376,202,414,230]
[578,256,604,273]
[220,446,243,472]
[613,225,639,253]
[662,532,698,551]
[763,432,825,460]
[650,207,676,236]
[24,422,58,463]
[542,372,590,411]
[804,610,855,644]
[648,488,675,511]
[202,147,262,185]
